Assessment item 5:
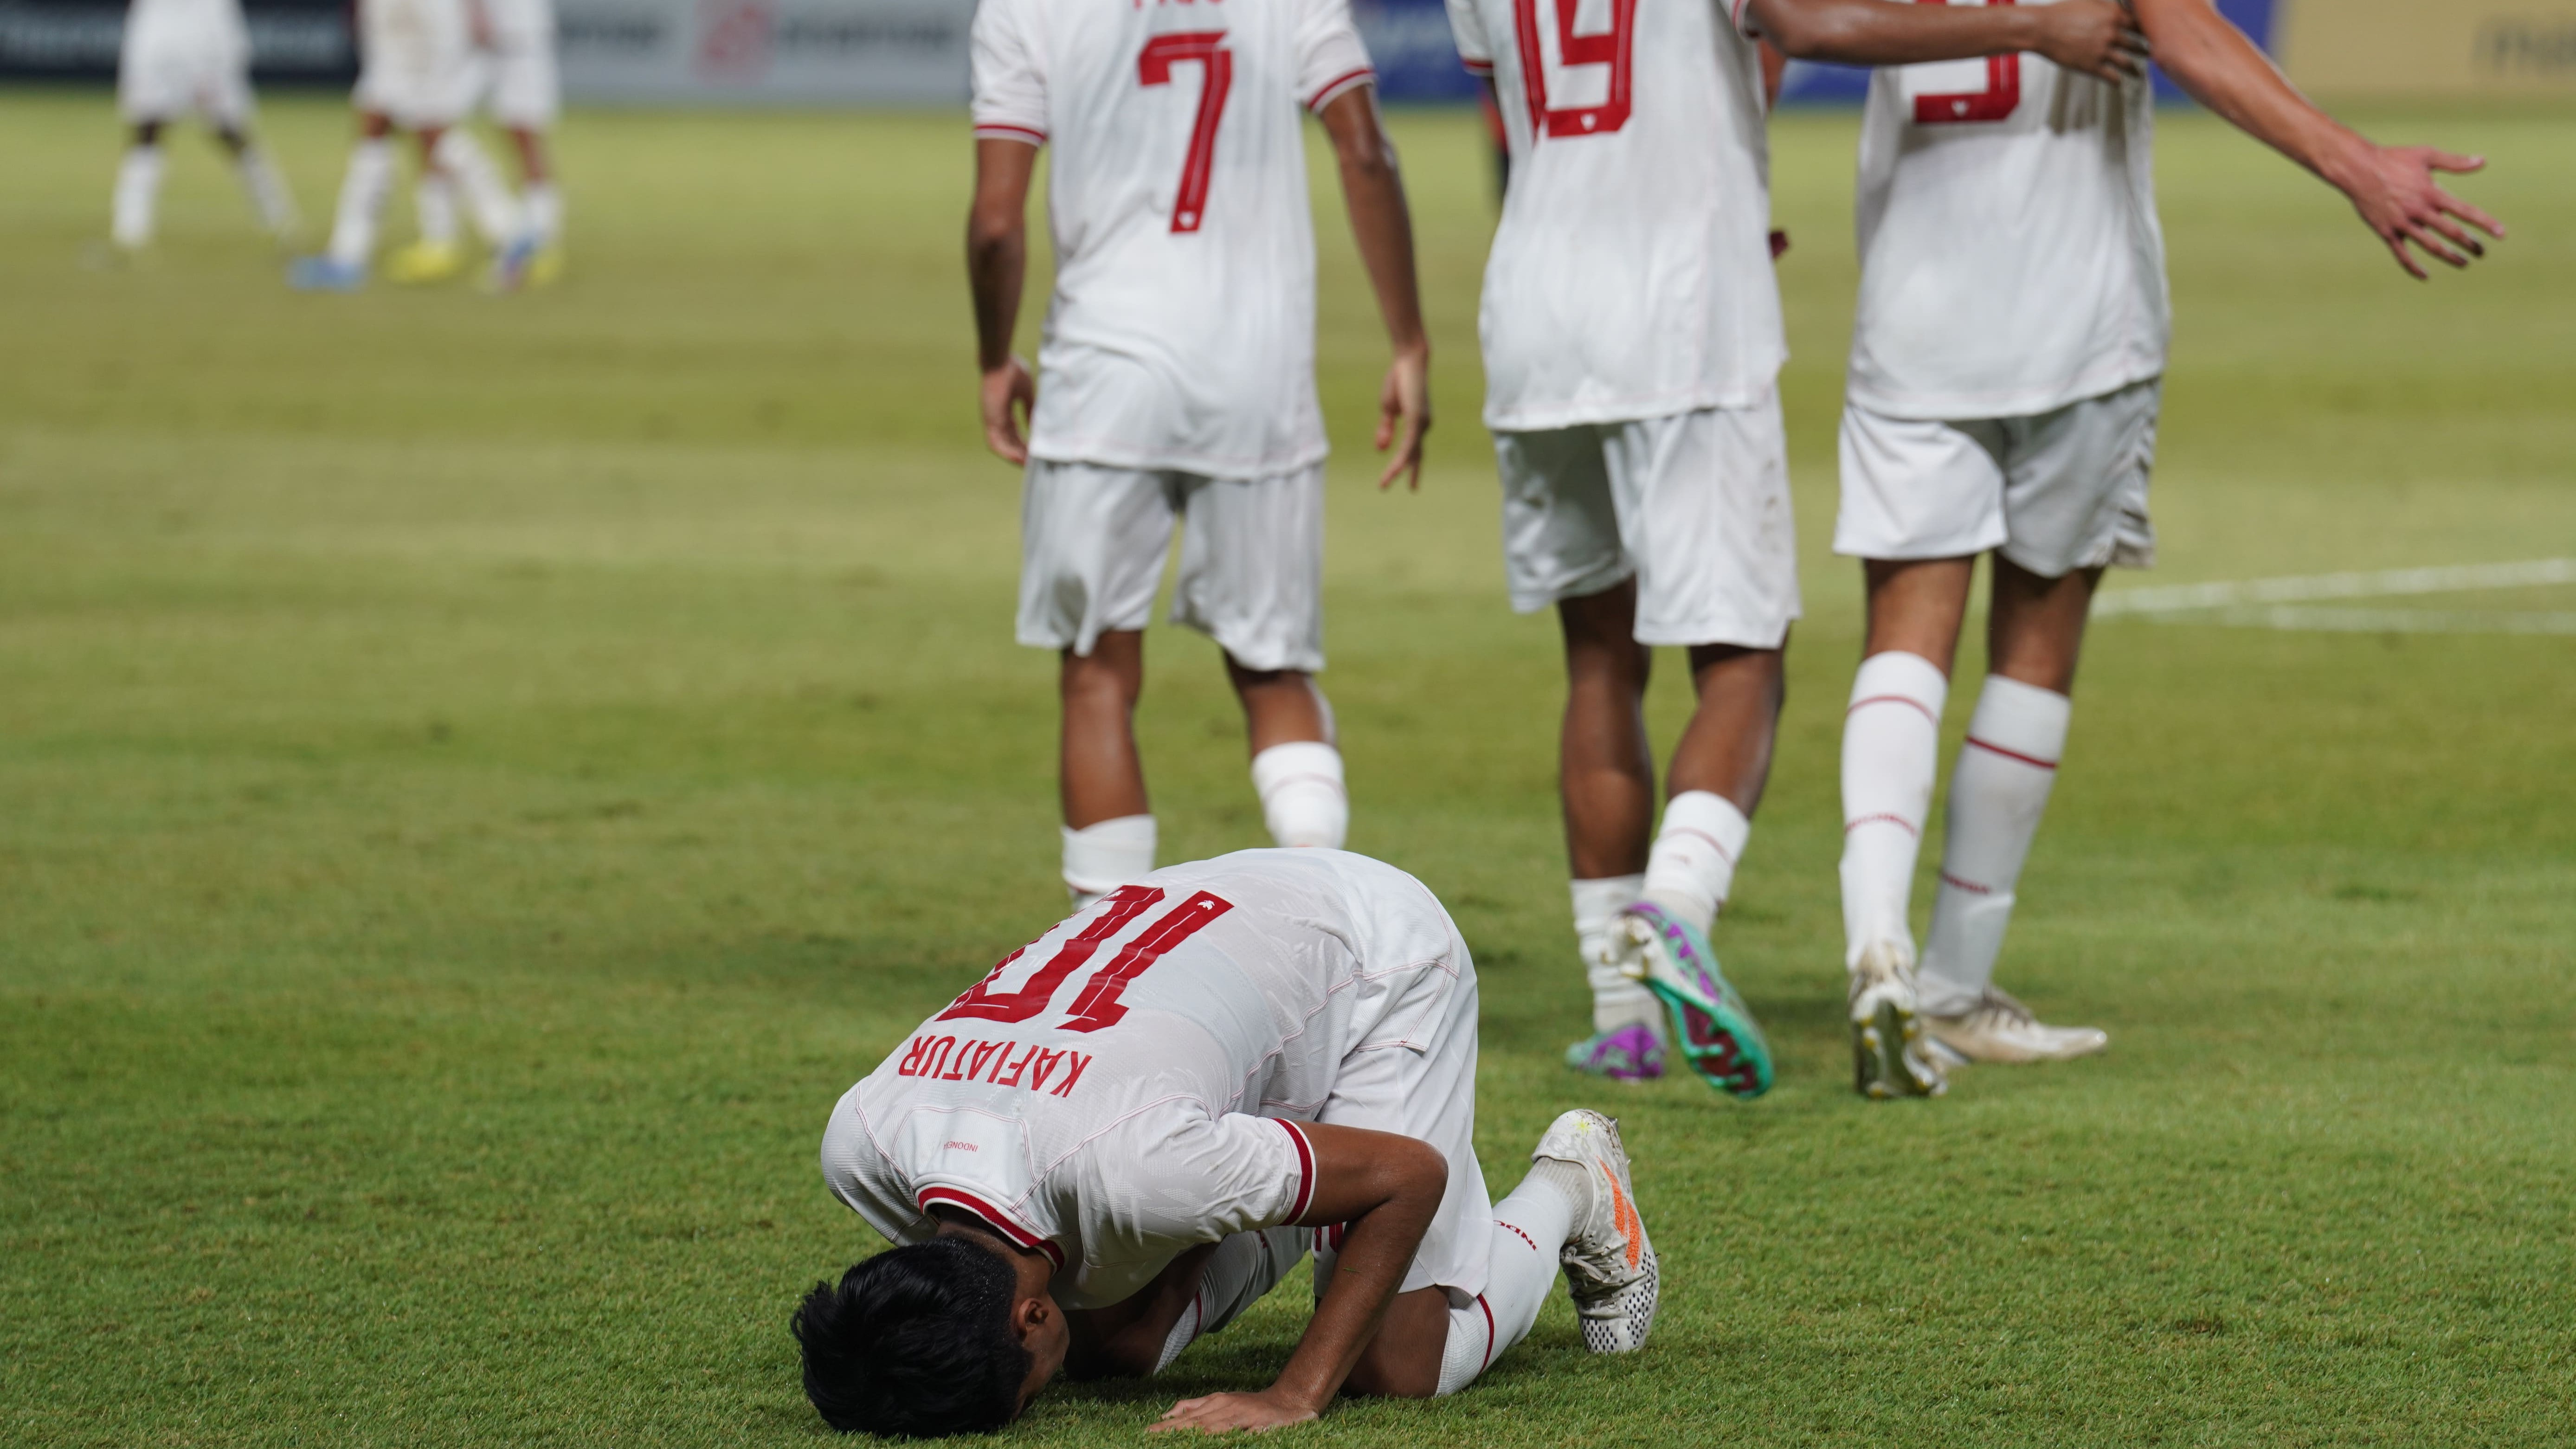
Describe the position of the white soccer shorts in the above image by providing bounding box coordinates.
[477,0,559,129]
[1494,395,1801,649]
[118,16,252,127]
[1303,919,1489,1302]
[353,0,478,129]
[1017,459,1326,673]
[1835,377,2161,577]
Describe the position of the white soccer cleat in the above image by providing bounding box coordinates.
[1925,987,2109,1065]
[1849,939,1945,1100]
[1533,1108,1657,1354]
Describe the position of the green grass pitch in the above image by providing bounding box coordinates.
[2,90,2572,1446]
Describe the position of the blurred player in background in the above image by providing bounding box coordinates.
[965,0,1430,906]
[107,0,299,255]
[386,0,565,286]
[1442,0,2145,1092]
[1832,0,2504,1099]
[797,850,1657,1435]
[290,0,534,291]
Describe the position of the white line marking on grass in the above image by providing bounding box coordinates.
[2095,558,2576,634]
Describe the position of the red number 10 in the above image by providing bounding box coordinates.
[1139,31,1232,233]
[1910,0,2020,124]
[1511,0,1636,137]
[936,885,1233,1033]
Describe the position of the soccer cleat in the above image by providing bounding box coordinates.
[1925,987,2109,1065]
[483,235,539,293]
[1563,1023,1665,1082]
[1533,1108,1657,1354]
[385,240,466,284]
[1849,939,1945,1100]
[1608,902,1773,1098]
[286,256,367,291]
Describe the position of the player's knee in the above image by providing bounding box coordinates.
[792,1240,1030,1437]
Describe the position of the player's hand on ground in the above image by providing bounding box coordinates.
[2032,0,2151,85]
[1375,345,1430,492]
[2337,147,2503,279]
[981,355,1036,464]
[1147,1389,1322,1435]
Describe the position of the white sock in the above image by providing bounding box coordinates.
[112,144,163,249]
[432,129,526,246]
[414,172,460,247]
[1571,875,1651,1036]
[1919,676,2070,1016]
[1839,650,1949,968]
[523,180,562,247]
[1641,790,1751,935]
[1434,1163,1581,1395]
[233,145,299,237]
[1153,1226,1308,1374]
[1062,813,1155,908]
[1250,741,1346,850]
[326,139,394,268]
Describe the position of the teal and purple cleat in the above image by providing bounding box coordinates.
[1608,902,1774,1098]
[1564,1022,1666,1082]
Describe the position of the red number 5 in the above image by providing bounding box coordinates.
[1910,0,2020,124]
[1139,31,1232,232]
[1511,0,1636,137]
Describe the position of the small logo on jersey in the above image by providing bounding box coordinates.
[942,1140,981,1153]
[895,1033,1095,1098]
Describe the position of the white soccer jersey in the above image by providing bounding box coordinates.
[1444,0,1783,430]
[120,0,251,124]
[970,0,1375,479]
[1846,0,2167,420]
[819,850,1470,1311]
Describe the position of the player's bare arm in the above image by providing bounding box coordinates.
[2129,0,2503,279]
[1745,0,2146,82]
[1315,85,1431,493]
[965,136,1039,464]
[1150,1122,1449,1434]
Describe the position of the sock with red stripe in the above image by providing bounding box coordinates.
[1919,675,2070,1017]
[1640,791,1750,936]
[1432,1163,1579,1395]
[1839,650,1950,969]
[1250,741,1347,849]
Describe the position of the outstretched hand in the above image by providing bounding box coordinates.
[2032,0,2151,84]
[2338,147,2504,279]
[1147,1389,1322,1436]
[980,355,1036,465]
[1374,346,1430,492]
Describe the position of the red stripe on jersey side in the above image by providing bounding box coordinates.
[972,124,1047,146]
[917,1186,1066,1270]
[1305,67,1375,113]
[1276,1120,1317,1223]
[1847,693,1941,726]
[1964,735,2059,771]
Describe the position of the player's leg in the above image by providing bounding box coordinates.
[1918,380,2157,1063]
[487,0,564,277]
[293,110,398,288]
[1832,400,2015,1098]
[110,121,167,253]
[1170,466,1346,851]
[1018,462,1177,906]
[1491,426,1668,1076]
[207,53,297,242]
[431,129,528,254]
[1588,403,1797,1096]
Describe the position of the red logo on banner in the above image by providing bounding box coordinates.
[696,0,775,79]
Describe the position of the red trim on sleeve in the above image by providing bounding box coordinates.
[1275,1119,1317,1223]
[1305,67,1375,112]
[972,123,1048,146]
[917,1186,1066,1270]
[1460,58,1495,76]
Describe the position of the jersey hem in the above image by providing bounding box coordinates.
[1484,380,1783,434]
[1026,439,1331,482]
[1842,359,2166,424]
[972,123,1047,146]
[917,1185,1067,1270]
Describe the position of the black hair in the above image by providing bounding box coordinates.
[792,1238,1036,1437]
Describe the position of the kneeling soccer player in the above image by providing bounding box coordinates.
[797,849,1654,1436]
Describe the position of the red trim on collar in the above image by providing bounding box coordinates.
[918,1186,1066,1271]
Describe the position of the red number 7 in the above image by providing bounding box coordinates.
[1138,31,1232,233]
